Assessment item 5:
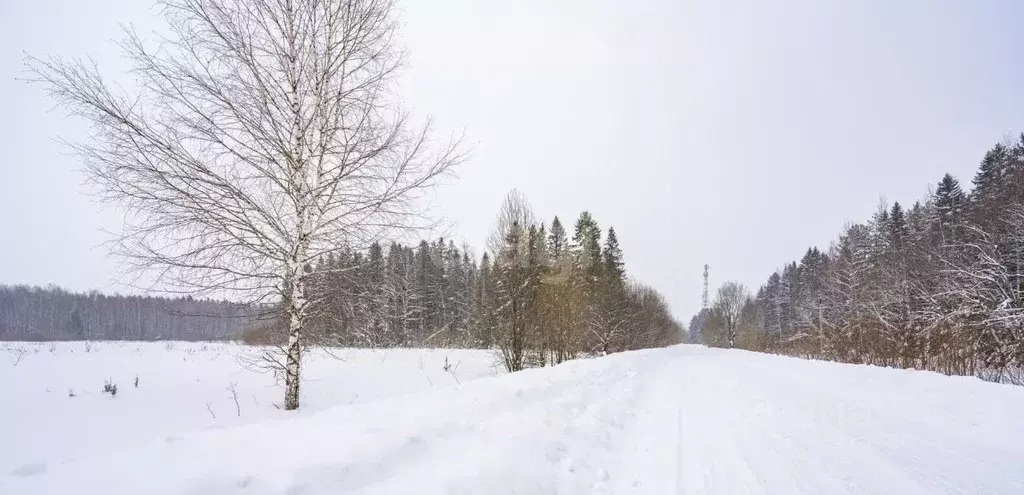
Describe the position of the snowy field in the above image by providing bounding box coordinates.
[3,343,1024,494]
[0,342,499,480]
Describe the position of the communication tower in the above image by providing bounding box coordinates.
[702,264,709,309]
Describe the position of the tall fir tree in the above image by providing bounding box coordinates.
[572,211,603,287]
[972,142,1010,209]
[548,216,568,258]
[933,173,966,242]
[603,227,625,288]
[888,202,909,253]
[474,253,494,347]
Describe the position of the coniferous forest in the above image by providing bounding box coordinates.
[693,134,1024,383]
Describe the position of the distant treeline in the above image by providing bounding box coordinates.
[0,285,253,341]
[3,202,681,356]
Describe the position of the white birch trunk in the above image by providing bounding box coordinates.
[284,316,302,409]
[284,259,306,411]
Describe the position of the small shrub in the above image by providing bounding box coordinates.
[11,348,28,367]
[103,379,118,397]
[68,388,76,398]
[239,319,287,345]
[134,374,139,388]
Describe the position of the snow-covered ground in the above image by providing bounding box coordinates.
[3,343,1024,494]
[0,342,499,479]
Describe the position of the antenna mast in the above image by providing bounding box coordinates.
[702,264,709,310]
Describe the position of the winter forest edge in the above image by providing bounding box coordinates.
[692,133,1024,384]
[2,192,684,373]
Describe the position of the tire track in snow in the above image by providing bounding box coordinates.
[674,402,684,494]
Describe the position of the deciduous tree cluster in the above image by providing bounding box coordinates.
[480,191,682,371]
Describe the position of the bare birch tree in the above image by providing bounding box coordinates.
[712,282,748,349]
[26,0,463,410]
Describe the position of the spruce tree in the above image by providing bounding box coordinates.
[592,226,628,355]
[414,240,432,343]
[474,253,494,348]
[779,262,798,336]
[761,272,783,336]
[462,249,477,346]
[534,224,549,269]
[933,173,966,242]
[795,247,828,334]
[548,216,568,258]
[603,227,625,287]
[446,241,467,345]
[525,224,545,366]
[888,202,908,252]
[972,142,1010,208]
[367,242,386,344]
[543,215,576,363]
[572,211,603,284]
[384,243,409,346]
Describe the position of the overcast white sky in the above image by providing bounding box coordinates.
[2,0,1023,320]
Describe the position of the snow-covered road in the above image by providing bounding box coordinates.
[6,345,1024,494]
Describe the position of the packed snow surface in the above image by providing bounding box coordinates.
[3,343,1024,494]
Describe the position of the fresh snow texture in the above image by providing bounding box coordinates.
[4,343,1024,494]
